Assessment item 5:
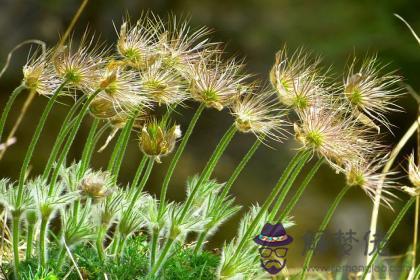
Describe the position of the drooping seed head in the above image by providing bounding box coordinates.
[230,85,287,142]
[403,153,420,196]
[343,56,402,131]
[139,118,182,163]
[345,157,398,208]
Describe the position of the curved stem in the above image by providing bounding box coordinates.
[131,155,148,189]
[17,81,67,205]
[56,247,66,271]
[366,116,420,277]
[39,216,49,267]
[158,104,205,215]
[25,223,35,260]
[42,96,86,179]
[48,89,100,195]
[0,88,35,161]
[362,196,416,279]
[226,150,311,268]
[96,226,106,262]
[178,124,237,223]
[299,185,352,280]
[11,214,21,279]
[279,158,324,221]
[0,83,25,144]
[193,138,263,254]
[79,118,100,174]
[269,152,312,222]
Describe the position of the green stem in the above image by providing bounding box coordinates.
[131,155,148,189]
[83,122,110,171]
[12,213,21,279]
[56,247,66,271]
[17,81,67,205]
[178,124,237,223]
[194,138,262,254]
[279,158,324,221]
[42,96,85,179]
[151,238,175,275]
[299,185,352,280]
[39,216,49,267]
[116,235,127,262]
[150,227,159,268]
[79,117,100,175]
[96,226,106,262]
[48,89,100,195]
[111,112,138,180]
[361,196,416,279]
[269,152,312,222]
[0,83,25,144]
[25,223,35,260]
[158,104,205,216]
[366,116,420,277]
[226,150,310,267]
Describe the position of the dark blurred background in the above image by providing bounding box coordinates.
[0,0,419,269]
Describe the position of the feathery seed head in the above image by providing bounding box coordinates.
[23,51,61,96]
[343,57,402,131]
[294,106,362,172]
[270,48,323,111]
[231,86,287,142]
[140,60,187,105]
[345,157,398,208]
[139,118,182,163]
[188,56,248,110]
[117,18,156,69]
[53,35,107,92]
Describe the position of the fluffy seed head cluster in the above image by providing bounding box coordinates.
[139,118,182,163]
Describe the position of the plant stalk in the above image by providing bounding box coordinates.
[0,83,25,144]
[11,213,21,279]
[25,222,35,260]
[362,196,416,279]
[299,184,352,280]
[366,116,420,279]
[39,216,49,267]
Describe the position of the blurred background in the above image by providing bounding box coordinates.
[0,0,419,270]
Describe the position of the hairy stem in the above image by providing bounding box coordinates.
[299,185,352,280]
[194,138,263,254]
[17,81,67,205]
[25,223,35,261]
[178,124,237,222]
[42,96,86,179]
[362,196,416,279]
[48,89,100,195]
[279,158,324,221]
[0,88,34,160]
[131,155,148,190]
[39,216,49,267]
[96,226,106,262]
[226,150,310,268]
[158,104,205,215]
[0,83,25,144]
[269,153,312,222]
[11,213,21,279]
[366,116,420,278]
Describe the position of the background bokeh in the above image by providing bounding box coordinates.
[0,0,419,270]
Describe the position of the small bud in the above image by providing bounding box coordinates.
[139,119,182,163]
[80,171,114,202]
